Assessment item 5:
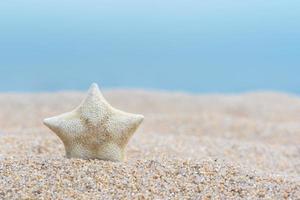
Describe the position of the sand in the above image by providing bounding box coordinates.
[0,90,299,199]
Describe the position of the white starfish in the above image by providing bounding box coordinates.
[43,83,144,161]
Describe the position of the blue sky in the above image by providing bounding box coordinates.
[0,1,299,93]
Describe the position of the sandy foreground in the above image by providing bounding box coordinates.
[0,90,299,199]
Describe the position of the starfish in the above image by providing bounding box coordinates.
[43,83,144,162]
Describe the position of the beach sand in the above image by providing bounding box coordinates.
[0,90,299,199]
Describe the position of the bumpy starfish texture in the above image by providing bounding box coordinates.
[43,83,144,162]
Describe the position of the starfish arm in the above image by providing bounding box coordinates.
[77,83,111,126]
[107,110,144,147]
[43,111,86,142]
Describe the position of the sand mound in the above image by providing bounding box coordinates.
[0,91,299,199]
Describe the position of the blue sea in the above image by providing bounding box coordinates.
[0,1,299,93]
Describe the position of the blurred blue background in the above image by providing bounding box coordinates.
[0,0,299,93]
